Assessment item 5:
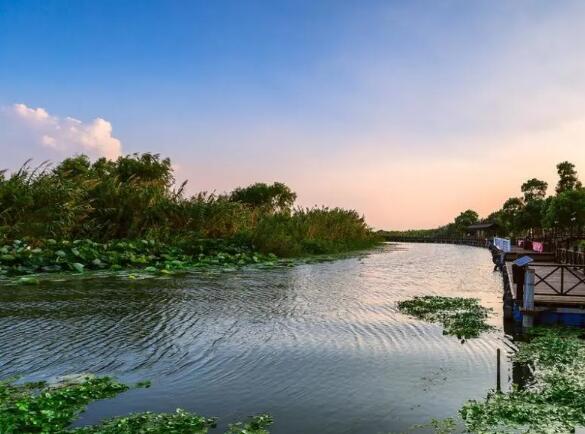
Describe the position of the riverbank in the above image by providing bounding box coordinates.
[0,154,379,265]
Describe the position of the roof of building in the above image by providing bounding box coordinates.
[467,222,498,230]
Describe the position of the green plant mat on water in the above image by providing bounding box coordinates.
[459,327,585,433]
[0,376,272,434]
[397,296,494,339]
[405,328,585,433]
[0,238,278,282]
[0,238,379,285]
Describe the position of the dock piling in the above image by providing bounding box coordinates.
[522,268,535,328]
[496,348,501,393]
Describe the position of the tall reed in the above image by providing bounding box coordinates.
[0,154,379,256]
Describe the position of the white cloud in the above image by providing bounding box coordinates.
[7,103,122,159]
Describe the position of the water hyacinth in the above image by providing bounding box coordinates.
[460,328,585,433]
[397,296,494,339]
[0,238,278,280]
[0,376,272,434]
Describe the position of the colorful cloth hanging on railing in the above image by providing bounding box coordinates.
[532,241,544,253]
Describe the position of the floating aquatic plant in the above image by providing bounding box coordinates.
[0,376,272,434]
[459,328,585,433]
[397,295,494,339]
[0,238,278,281]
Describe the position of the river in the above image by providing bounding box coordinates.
[0,243,513,433]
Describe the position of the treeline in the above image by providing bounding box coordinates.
[385,161,585,239]
[381,209,481,239]
[486,161,584,237]
[0,153,378,257]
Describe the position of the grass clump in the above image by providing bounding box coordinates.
[460,328,585,433]
[0,376,272,434]
[397,296,493,339]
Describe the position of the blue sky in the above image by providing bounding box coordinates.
[2,1,585,228]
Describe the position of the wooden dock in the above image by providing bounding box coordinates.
[507,263,585,307]
[505,246,555,262]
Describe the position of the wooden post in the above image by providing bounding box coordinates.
[523,268,535,328]
[502,265,514,320]
[496,348,501,393]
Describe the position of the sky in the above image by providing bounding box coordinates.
[1,1,585,229]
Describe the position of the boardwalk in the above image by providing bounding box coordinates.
[505,246,556,262]
[507,262,585,307]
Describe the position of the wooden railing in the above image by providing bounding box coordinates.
[383,237,487,247]
[556,248,585,267]
[533,264,585,297]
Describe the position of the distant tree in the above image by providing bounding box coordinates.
[521,178,548,202]
[518,199,547,235]
[113,153,174,187]
[229,182,297,213]
[544,189,585,230]
[555,161,582,194]
[500,197,524,235]
[453,209,479,233]
[486,209,505,231]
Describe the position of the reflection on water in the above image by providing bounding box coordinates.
[0,243,513,433]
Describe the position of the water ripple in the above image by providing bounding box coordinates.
[0,243,512,434]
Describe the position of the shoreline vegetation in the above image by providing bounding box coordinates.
[0,153,380,282]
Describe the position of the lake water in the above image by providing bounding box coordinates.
[0,243,514,433]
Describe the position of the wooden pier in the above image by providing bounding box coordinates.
[384,236,486,247]
[504,246,555,262]
[386,235,585,324]
[504,250,585,326]
[507,263,585,306]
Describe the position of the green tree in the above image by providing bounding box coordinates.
[517,198,546,234]
[500,197,524,235]
[454,209,479,233]
[229,182,296,213]
[555,161,582,194]
[544,189,585,230]
[486,209,504,227]
[521,178,548,202]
